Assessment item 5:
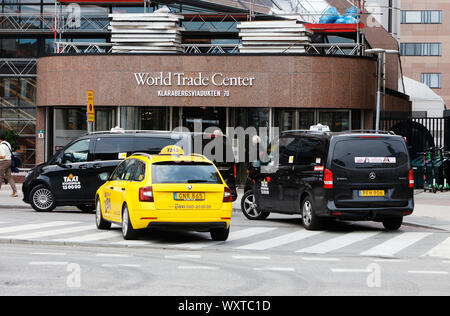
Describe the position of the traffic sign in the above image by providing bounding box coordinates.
[87,90,94,122]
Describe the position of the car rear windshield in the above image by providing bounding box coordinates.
[152,162,223,184]
[332,138,409,169]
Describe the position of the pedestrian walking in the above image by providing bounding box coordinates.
[0,134,18,197]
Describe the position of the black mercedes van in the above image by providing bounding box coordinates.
[23,130,237,212]
[241,128,414,231]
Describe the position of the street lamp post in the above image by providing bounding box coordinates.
[365,48,399,132]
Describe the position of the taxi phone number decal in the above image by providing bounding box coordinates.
[62,174,82,190]
[174,204,212,210]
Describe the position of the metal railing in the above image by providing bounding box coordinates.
[0,59,37,78]
[52,42,366,56]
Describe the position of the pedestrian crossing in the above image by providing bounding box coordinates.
[0,220,449,259]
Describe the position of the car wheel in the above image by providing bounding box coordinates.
[77,205,95,213]
[210,227,230,241]
[96,198,111,230]
[122,204,138,240]
[301,196,323,231]
[29,185,56,212]
[382,217,403,231]
[241,190,270,220]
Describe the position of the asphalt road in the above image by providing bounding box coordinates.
[0,207,449,296]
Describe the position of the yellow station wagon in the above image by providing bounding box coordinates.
[95,146,233,240]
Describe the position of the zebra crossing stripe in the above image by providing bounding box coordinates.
[296,232,380,254]
[425,237,450,259]
[236,230,322,250]
[0,221,78,235]
[360,232,432,257]
[55,231,120,243]
[173,227,277,249]
[5,225,96,240]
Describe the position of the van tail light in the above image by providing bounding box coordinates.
[409,169,415,188]
[223,187,232,202]
[324,169,334,189]
[139,186,154,202]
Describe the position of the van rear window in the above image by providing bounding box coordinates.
[332,139,408,168]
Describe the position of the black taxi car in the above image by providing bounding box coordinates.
[23,129,237,212]
[241,126,414,231]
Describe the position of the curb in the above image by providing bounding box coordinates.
[0,205,32,210]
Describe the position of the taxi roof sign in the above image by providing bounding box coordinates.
[310,123,330,132]
[159,145,184,155]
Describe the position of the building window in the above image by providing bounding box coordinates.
[401,10,442,24]
[421,73,441,89]
[400,43,442,56]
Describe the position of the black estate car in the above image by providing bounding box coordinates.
[23,130,237,212]
[241,127,414,231]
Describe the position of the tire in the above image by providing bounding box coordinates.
[29,184,56,212]
[301,196,323,231]
[122,204,139,240]
[210,227,230,241]
[77,205,95,213]
[241,190,270,220]
[95,198,111,230]
[382,217,403,231]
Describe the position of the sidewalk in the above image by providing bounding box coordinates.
[1,185,449,231]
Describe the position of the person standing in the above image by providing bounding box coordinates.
[0,135,18,197]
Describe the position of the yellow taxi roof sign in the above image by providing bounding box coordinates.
[159,145,184,155]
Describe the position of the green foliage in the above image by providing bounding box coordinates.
[0,130,20,152]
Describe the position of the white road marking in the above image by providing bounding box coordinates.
[408,270,449,275]
[425,237,450,259]
[237,230,322,250]
[173,227,277,249]
[178,265,218,270]
[301,257,341,262]
[29,261,69,266]
[296,232,379,254]
[96,253,132,258]
[253,267,295,272]
[0,221,78,235]
[30,252,67,256]
[232,255,271,260]
[372,259,407,263]
[55,231,119,243]
[331,268,370,273]
[165,254,202,259]
[102,264,141,268]
[360,232,432,257]
[5,225,95,239]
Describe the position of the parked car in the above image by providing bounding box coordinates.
[23,129,237,212]
[241,126,414,230]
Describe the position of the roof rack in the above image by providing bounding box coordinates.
[281,129,331,135]
[88,130,183,135]
[130,152,153,160]
[347,130,396,135]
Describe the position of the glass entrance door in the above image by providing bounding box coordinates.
[182,107,226,132]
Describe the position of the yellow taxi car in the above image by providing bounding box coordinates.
[95,145,233,240]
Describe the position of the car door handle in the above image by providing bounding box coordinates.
[93,164,102,169]
[79,164,88,169]
[121,188,126,191]
[110,187,114,190]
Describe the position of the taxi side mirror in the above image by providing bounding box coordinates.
[99,172,110,181]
